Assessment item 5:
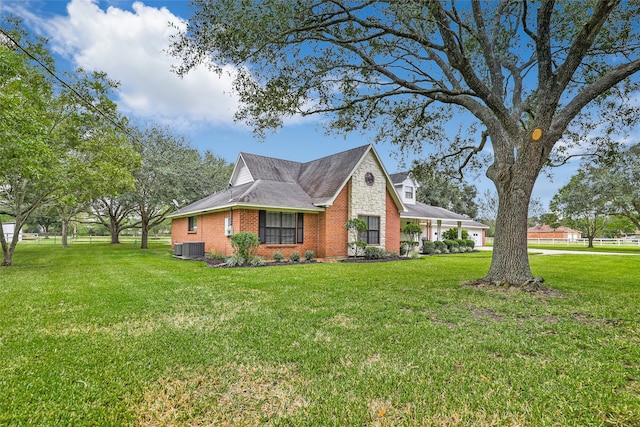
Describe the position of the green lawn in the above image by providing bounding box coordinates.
[1,245,638,426]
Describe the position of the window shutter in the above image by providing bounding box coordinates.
[297,213,304,244]
[258,210,266,243]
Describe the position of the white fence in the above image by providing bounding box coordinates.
[527,238,640,247]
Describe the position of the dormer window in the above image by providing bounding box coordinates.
[405,186,414,199]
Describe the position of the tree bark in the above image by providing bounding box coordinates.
[485,182,534,284]
[61,219,69,248]
[110,217,121,244]
[484,136,542,285]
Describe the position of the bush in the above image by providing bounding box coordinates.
[273,252,284,262]
[442,228,469,240]
[455,239,467,249]
[422,240,436,254]
[250,256,266,267]
[225,256,245,267]
[304,250,315,261]
[230,232,260,261]
[410,250,420,259]
[443,239,458,251]
[466,239,475,249]
[289,251,300,262]
[399,242,408,256]
[364,246,385,259]
[434,241,447,253]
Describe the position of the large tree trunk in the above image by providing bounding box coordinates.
[61,219,69,248]
[109,216,121,244]
[484,142,541,286]
[485,184,533,284]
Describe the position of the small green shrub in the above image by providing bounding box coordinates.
[273,252,284,262]
[230,232,260,261]
[410,250,420,259]
[289,251,300,262]
[304,250,315,261]
[399,242,408,256]
[422,241,436,255]
[225,256,245,267]
[442,228,469,240]
[364,246,385,259]
[434,241,447,253]
[443,239,458,251]
[207,252,225,260]
[466,239,475,249]
[250,256,266,266]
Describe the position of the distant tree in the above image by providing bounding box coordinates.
[172,1,640,286]
[475,189,498,237]
[412,165,478,218]
[90,196,137,244]
[602,216,636,238]
[606,143,640,230]
[550,167,612,248]
[130,125,233,249]
[539,212,561,230]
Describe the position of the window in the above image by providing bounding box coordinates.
[405,186,414,199]
[188,216,197,232]
[358,215,380,244]
[259,211,304,244]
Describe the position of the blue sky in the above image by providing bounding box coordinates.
[2,0,583,210]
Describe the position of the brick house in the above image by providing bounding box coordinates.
[527,224,582,241]
[169,144,486,258]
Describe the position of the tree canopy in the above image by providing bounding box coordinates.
[173,0,640,287]
[0,18,138,264]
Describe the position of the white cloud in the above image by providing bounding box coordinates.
[28,0,240,128]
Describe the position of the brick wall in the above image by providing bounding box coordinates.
[319,184,350,257]
[172,208,322,259]
[385,188,401,254]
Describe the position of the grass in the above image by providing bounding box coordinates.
[1,245,638,426]
[527,243,640,254]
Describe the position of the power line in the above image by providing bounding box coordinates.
[0,26,140,144]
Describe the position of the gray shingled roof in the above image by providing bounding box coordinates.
[402,201,479,223]
[169,145,373,217]
[389,172,409,184]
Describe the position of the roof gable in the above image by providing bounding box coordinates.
[169,144,405,217]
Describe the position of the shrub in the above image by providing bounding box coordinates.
[455,239,467,249]
[304,250,315,261]
[410,250,421,259]
[442,228,469,240]
[422,240,435,254]
[273,252,284,262]
[399,242,408,256]
[345,218,368,257]
[443,239,458,251]
[289,251,301,262]
[250,256,266,267]
[225,256,245,267]
[402,223,422,245]
[364,246,385,259]
[466,239,475,249]
[434,241,447,253]
[230,232,260,261]
[450,246,460,253]
[206,252,225,260]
